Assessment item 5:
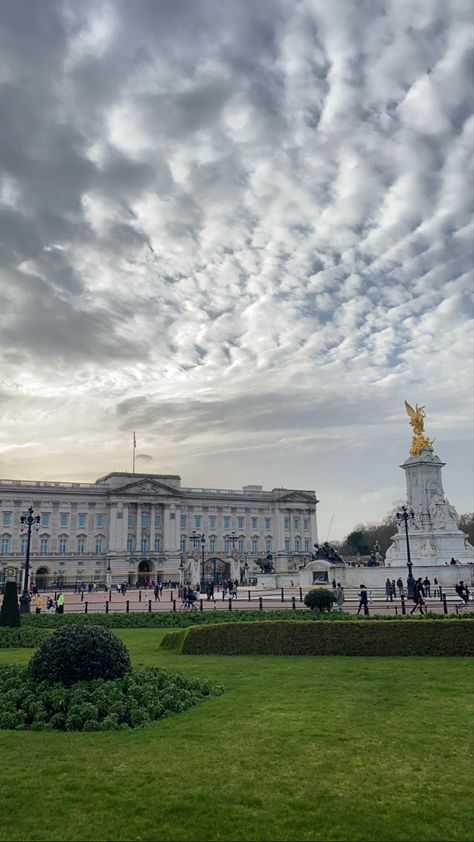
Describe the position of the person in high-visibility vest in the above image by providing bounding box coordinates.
[56,593,65,614]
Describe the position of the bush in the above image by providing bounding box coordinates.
[163,619,474,656]
[28,625,131,686]
[0,582,20,627]
[304,588,335,612]
[0,665,224,731]
[0,627,51,648]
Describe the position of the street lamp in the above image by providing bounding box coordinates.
[225,531,238,552]
[396,506,415,599]
[19,506,41,613]
[190,531,206,590]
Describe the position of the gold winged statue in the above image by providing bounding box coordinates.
[404,401,434,456]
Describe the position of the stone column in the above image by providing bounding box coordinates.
[275,506,284,552]
[150,503,156,553]
[136,503,141,552]
[310,508,318,546]
[163,505,171,551]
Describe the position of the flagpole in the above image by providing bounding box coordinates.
[132,432,136,474]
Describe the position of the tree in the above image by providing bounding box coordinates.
[458,514,474,547]
[0,581,21,627]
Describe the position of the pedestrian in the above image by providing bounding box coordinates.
[35,594,43,615]
[56,592,65,614]
[396,577,405,597]
[455,581,469,604]
[410,578,426,614]
[423,576,431,597]
[357,585,368,615]
[47,596,55,613]
[385,578,392,599]
[334,583,344,612]
[154,584,160,602]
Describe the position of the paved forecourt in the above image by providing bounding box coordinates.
[21,586,472,617]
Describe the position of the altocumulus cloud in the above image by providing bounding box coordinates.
[0,0,472,537]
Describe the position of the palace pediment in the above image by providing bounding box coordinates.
[113,478,186,497]
[277,491,318,504]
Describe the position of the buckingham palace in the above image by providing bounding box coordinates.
[0,471,319,588]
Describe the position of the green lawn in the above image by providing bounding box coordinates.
[0,629,472,842]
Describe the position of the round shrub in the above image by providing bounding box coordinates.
[28,625,131,686]
[304,588,335,612]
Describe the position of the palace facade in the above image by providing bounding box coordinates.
[0,472,319,587]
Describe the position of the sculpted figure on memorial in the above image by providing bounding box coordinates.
[404,401,434,456]
[312,542,345,564]
[429,494,458,531]
[420,542,439,557]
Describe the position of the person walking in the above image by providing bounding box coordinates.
[385,578,392,599]
[154,583,160,602]
[35,594,43,615]
[410,578,426,614]
[455,581,469,604]
[56,592,65,614]
[423,576,431,597]
[334,583,345,612]
[357,585,368,615]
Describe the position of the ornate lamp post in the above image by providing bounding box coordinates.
[396,506,416,599]
[19,506,41,613]
[225,531,238,552]
[190,531,206,589]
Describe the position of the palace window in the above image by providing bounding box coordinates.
[155,537,161,552]
[209,516,216,529]
[265,518,271,530]
[77,538,85,554]
[59,539,67,554]
[223,516,230,529]
[21,538,28,554]
[285,539,290,553]
[238,539,244,553]
[2,513,11,527]
[40,538,49,554]
[284,517,289,530]
[252,538,258,553]
[194,515,202,529]
[140,537,148,553]
[295,538,301,552]
[1,537,10,554]
[141,514,148,528]
[224,539,230,553]
[251,517,258,529]
[179,538,186,553]
[78,513,87,528]
[265,539,272,553]
[180,515,186,528]
[128,515,133,527]
[209,538,216,553]
[294,518,299,530]
[303,518,309,530]
[127,537,133,553]
[60,513,69,527]
[41,513,50,526]
[95,539,103,554]
[238,517,244,530]
[155,515,161,527]
[96,514,105,528]
[304,539,310,551]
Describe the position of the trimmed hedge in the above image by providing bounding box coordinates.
[0,627,52,648]
[28,626,131,686]
[0,581,20,627]
[20,610,474,630]
[161,619,474,656]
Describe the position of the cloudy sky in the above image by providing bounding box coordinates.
[0,0,473,540]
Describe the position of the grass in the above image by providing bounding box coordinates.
[0,629,472,842]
